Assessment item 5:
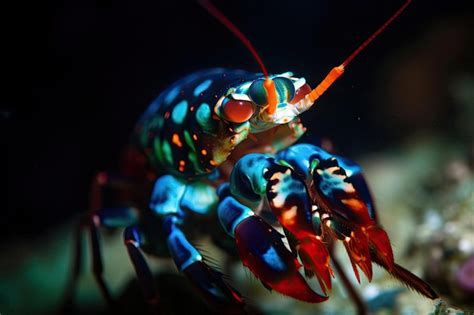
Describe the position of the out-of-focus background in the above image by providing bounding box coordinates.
[3,0,473,314]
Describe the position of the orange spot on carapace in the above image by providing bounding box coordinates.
[210,159,217,166]
[179,160,186,172]
[192,134,198,141]
[201,149,207,156]
[172,134,183,147]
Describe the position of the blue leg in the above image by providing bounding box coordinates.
[124,226,160,312]
[89,206,140,303]
[64,171,139,309]
[148,175,244,313]
[62,218,87,313]
[162,216,245,314]
[88,215,113,304]
[64,205,139,308]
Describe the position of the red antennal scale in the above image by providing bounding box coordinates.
[307,0,412,104]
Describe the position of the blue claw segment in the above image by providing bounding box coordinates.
[150,175,218,217]
[276,143,321,178]
[163,217,202,271]
[150,175,186,216]
[216,183,231,200]
[180,181,218,215]
[275,143,332,179]
[265,166,314,235]
[163,216,244,312]
[276,143,363,177]
[230,153,272,205]
[334,154,363,176]
[330,155,377,220]
[312,157,362,222]
[346,172,377,222]
[217,196,254,237]
[234,215,328,303]
[311,155,378,226]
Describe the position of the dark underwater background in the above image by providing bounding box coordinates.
[3,0,474,314]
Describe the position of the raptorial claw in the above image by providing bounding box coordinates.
[235,215,328,303]
[342,228,373,283]
[298,236,333,295]
[266,166,334,294]
[309,156,378,282]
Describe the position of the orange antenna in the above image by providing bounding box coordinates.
[198,0,269,78]
[264,79,278,114]
[304,0,412,105]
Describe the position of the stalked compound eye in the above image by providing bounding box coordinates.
[248,79,267,106]
[248,77,296,107]
[221,99,255,123]
[290,83,312,104]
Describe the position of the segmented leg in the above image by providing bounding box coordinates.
[63,172,139,309]
[162,216,245,314]
[89,214,114,304]
[124,226,160,312]
[63,205,140,312]
[61,216,86,313]
[149,175,245,314]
